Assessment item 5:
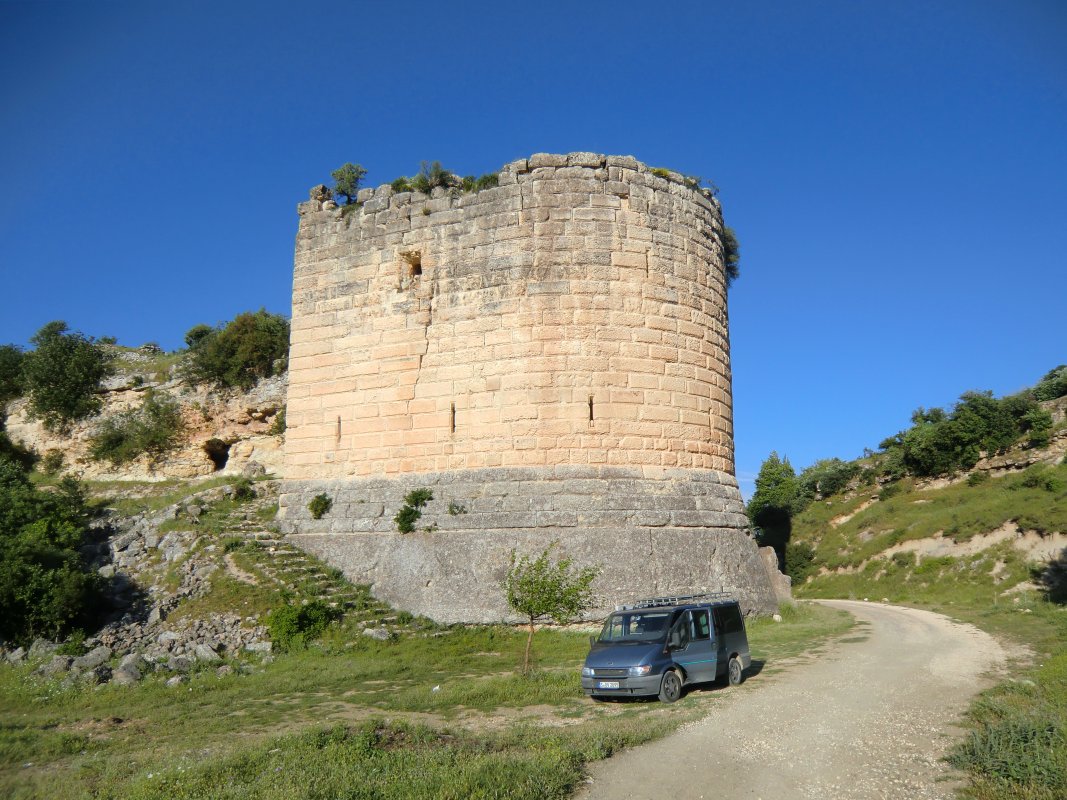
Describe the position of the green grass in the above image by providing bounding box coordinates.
[0,604,848,799]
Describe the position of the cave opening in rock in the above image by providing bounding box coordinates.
[204,438,231,471]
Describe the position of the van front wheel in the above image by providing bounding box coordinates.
[658,670,683,703]
[728,656,744,686]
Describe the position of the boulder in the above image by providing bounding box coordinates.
[112,666,140,685]
[39,655,72,676]
[72,646,112,670]
[193,644,220,662]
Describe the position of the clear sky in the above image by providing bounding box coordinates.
[2,1,1065,498]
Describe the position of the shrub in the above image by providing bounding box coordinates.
[88,391,186,467]
[1033,365,1067,402]
[331,162,367,205]
[460,173,499,192]
[22,321,114,432]
[796,458,859,508]
[267,600,338,651]
[390,176,413,193]
[409,161,455,194]
[878,481,903,501]
[183,324,214,350]
[40,449,65,475]
[784,541,817,582]
[269,406,286,436]
[1022,407,1054,448]
[0,458,105,644]
[1013,465,1064,493]
[183,310,290,390]
[308,493,332,520]
[966,471,990,487]
[231,478,256,502]
[948,715,1066,792]
[0,344,25,406]
[720,225,740,286]
[394,488,433,533]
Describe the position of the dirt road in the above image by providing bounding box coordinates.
[577,601,1006,800]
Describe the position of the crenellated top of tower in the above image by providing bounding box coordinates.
[298,152,722,219]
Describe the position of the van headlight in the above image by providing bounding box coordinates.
[581,667,594,677]
[628,665,652,677]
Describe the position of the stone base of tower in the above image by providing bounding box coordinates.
[278,466,783,623]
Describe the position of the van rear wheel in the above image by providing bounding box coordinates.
[658,670,683,703]
[728,656,744,686]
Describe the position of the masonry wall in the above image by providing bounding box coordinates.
[286,152,734,479]
[281,153,782,620]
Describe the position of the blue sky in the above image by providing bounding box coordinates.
[2,1,1065,497]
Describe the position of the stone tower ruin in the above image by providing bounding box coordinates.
[280,152,781,621]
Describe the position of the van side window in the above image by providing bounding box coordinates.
[720,605,743,634]
[669,612,691,649]
[712,605,744,635]
[691,609,710,640]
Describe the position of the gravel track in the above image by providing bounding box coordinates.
[577,600,1006,799]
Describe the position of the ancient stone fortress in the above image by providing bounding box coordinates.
[279,152,782,622]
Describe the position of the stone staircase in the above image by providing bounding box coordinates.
[212,489,402,627]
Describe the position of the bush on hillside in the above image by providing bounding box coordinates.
[0,344,25,406]
[1022,407,1054,448]
[0,457,105,644]
[183,310,290,390]
[784,541,817,583]
[267,600,338,651]
[881,388,1043,479]
[796,458,859,508]
[1033,365,1067,402]
[21,321,114,432]
[88,391,186,466]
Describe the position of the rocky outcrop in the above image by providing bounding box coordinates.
[2,353,286,481]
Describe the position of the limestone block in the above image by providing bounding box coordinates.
[528,153,567,168]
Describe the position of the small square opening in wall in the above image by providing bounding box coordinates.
[398,250,423,289]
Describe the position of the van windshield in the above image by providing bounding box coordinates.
[598,611,672,643]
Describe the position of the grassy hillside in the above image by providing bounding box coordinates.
[779,396,1067,800]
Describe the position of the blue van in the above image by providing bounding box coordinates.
[580,593,751,703]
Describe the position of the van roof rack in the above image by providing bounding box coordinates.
[616,591,734,611]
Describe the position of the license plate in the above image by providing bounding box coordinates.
[597,681,620,689]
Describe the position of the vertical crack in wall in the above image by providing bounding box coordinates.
[412,258,439,391]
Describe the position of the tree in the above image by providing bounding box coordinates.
[503,544,600,675]
[0,344,25,406]
[0,455,105,643]
[747,452,798,568]
[331,162,367,205]
[796,458,859,509]
[183,323,214,350]
[22,321,113,432]
[183,310,290,390]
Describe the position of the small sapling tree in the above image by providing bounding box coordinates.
[331,162,367,205]
[503,544,600,675]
